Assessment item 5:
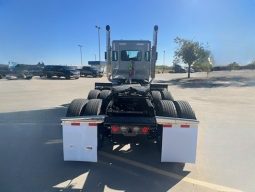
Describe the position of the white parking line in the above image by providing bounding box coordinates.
[100,152,243,192]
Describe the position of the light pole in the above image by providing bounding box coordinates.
[95,25,101,62]
[78,44,83,66]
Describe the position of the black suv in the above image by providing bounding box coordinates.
[80,66,103,77]
[0,64,10,79]
[42,65,80,79]
[174,64,187,73]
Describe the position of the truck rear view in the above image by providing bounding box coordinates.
[62,25,198,163]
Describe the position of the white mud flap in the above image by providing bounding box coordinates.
[157,117,199,163]
[61,116,104,162]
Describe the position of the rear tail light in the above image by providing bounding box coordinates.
[141,126,149,134]
[120,126,128,132]
[133,127,140,133]
[111,125,121,133]
[111,125,150,134]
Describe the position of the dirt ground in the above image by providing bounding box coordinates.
[0,70,255,192]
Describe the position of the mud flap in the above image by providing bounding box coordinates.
[62,116,104,162]
[157,117,199,163]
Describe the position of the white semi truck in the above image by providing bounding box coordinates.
[61,25,199,163]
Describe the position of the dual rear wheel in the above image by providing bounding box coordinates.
[153,91,196,151]
[66,89,196,151]
[66,98,102,117]
[87,89,111,100]
[151,89,174,101]
[152,89,196,120]
[155,100,196,120]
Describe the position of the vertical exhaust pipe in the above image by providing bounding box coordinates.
[151,25,158,80]
[106,25,112,81]
[153,25,158,48]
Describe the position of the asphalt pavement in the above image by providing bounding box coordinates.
[0,71,254,191]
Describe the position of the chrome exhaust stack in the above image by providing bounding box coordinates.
[106,25,112,81]
[151,25,158,80]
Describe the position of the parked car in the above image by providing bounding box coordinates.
[14,63,44,76]
[80,66,103,77]
[42,65,80,79]
[0,64,10,79]
[5,70,33,80]
[185,67,195,73]
[174,64,187,73]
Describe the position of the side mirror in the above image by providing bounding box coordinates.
[105,52,107,60]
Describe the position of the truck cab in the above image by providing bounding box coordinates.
[111,40,151,82]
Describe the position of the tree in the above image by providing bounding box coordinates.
[174,37,211,78]
[37,62,45,67]
[228,62,240,70]
[247,61,255,69]
[193,55,213,75]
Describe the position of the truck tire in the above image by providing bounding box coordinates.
[98,90,111,114]
[156,100,178,117]
[161,89,174,100]
[82,99,104,150]
[151,90,162,101]
[174,100,196,120]
[87,90,101,99]
[66,98,88,117]
[82,99,102,115]
[98,90,111,100]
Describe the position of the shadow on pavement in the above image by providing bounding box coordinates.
[155,76,255,88]
[33,76,79,80]
[0,107,189,192]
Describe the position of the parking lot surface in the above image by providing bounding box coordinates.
[0,71,255,192]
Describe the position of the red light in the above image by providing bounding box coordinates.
[141,126,149,134]
[163,124,172,128]
[111,125,120,133]
[181,124,190,128]
[71,122,80,126]
[88,122,97,127]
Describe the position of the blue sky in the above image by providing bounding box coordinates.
[0,0,255,66]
